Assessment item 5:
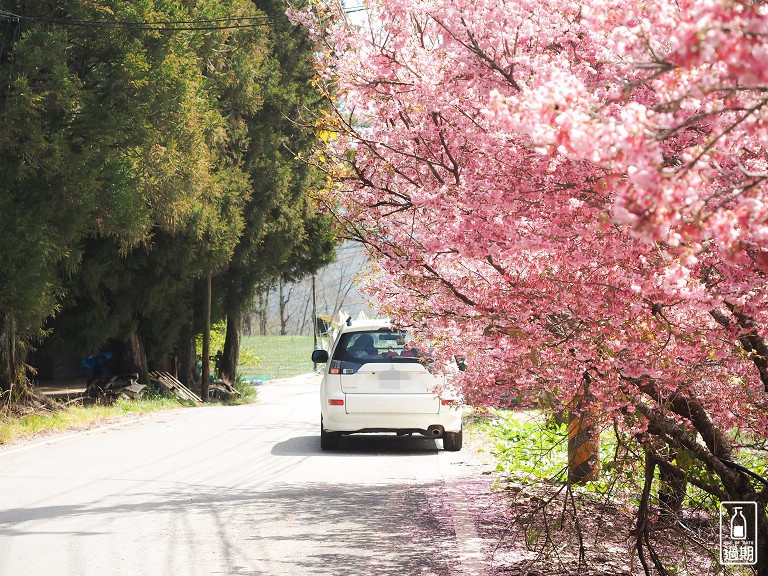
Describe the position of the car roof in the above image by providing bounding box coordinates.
[338,318,393,334]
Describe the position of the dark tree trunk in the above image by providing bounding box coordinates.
[201,273,211,402]
[278,279,293,335]
[153,353,177,375]
[220,313,242,384]
[243,312,254,337]
[178,319,196,389]
[258,290,268,336]
[0,313,19,397]
[0,314,34,404]
[119,328,150,384]
[658,452,687,520]
[757,506,768,576]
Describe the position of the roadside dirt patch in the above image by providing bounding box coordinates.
[424,421,727,576]
[485,478,726,576]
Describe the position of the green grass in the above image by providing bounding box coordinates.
[0,394,185,446]
[239,335,317,381]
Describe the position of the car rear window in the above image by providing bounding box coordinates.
[333,330,423,364]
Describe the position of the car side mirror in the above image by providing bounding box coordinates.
[312,349,329,364]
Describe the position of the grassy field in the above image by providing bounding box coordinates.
[239,335,317,381]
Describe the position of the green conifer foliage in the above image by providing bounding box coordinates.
[0,0,334,398]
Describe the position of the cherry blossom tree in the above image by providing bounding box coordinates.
[299,0,768,570]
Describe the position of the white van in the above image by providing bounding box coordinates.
[311,319,463,451]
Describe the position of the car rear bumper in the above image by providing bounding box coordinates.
[321,404,463,434]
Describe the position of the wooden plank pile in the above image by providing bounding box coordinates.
[150,371,202,403]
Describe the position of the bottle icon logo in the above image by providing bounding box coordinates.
[720,501,757,566]
[731,507,747,540]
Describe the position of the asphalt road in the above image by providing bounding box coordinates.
[0,373,498,576]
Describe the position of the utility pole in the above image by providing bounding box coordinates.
[312,274,318,350]
[312,274,318,371]
[201,272,211,402]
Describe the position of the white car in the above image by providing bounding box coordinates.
[311,319,463,451]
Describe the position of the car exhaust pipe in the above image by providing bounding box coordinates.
[427,425,444,437]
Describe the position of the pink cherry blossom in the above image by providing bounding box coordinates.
[302,1,768,538]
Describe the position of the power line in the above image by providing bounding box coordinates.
[0,8,273,31]
[0,6,367,32]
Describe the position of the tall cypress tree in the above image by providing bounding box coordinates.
[0,0,268,395]
[214,0,336,384]
[45,0,270,383]
[0,5,94,399]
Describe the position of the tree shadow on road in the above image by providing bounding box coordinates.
[0,479,468,576]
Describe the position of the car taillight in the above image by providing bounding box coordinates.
[328,399,344,406]
[329,360,341,374]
